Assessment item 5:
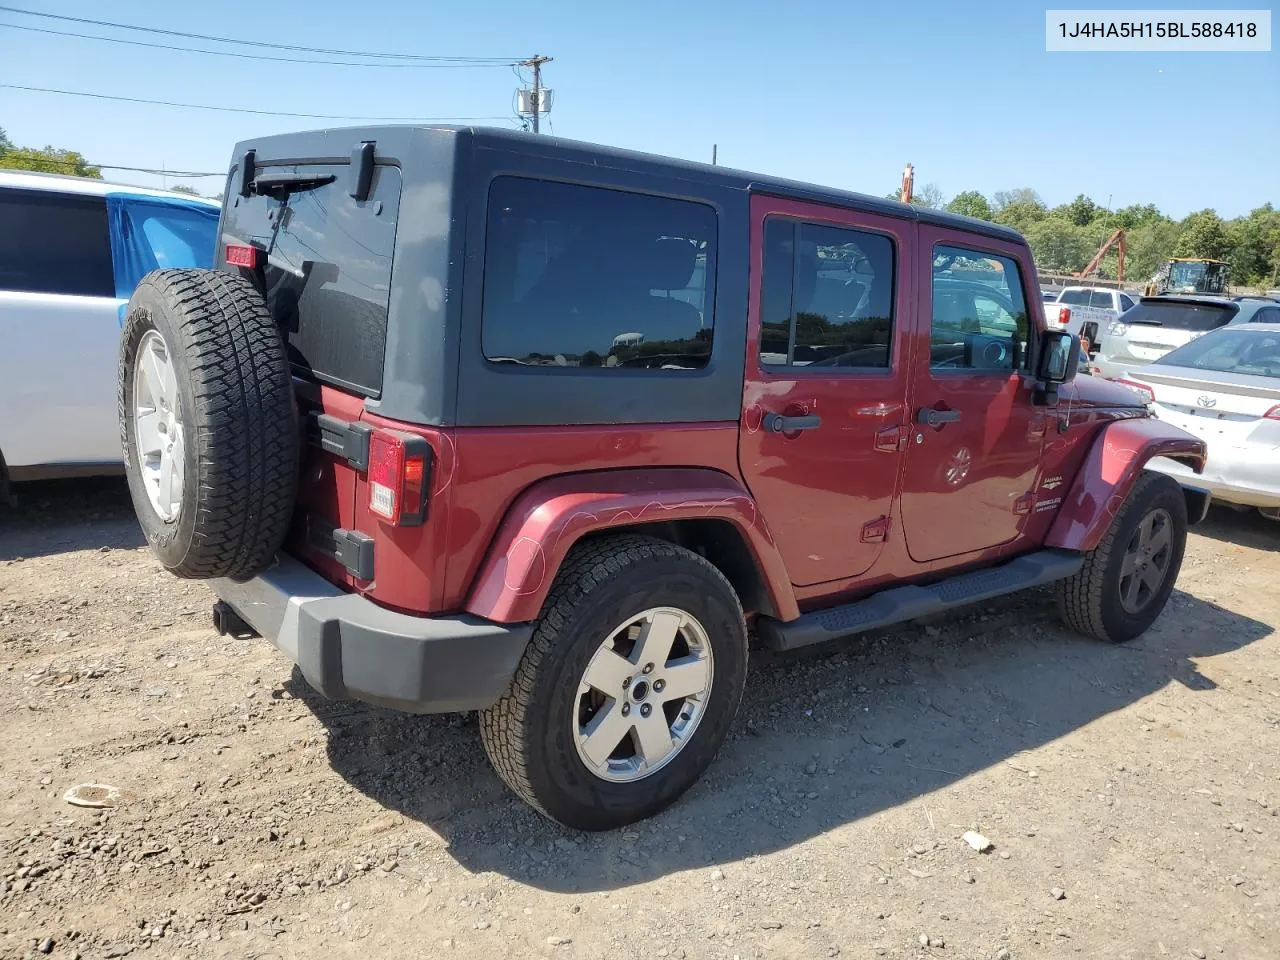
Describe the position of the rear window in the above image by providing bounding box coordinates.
[1089,290,1115,308]
[220,163,401,397]
[1125,300,1237,332]
[1060,289,1091,305]
[481,177,716,370]
[0,188,114,297]
[1161,328,1280,378]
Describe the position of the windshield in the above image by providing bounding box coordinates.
[1161,328,1280,378]
[1168,261,1227,293]
[1123,300,1236,332]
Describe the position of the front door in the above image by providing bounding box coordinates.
[899,230,1046,563]
[738,195,914,587]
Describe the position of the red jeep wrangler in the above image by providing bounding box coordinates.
[117,127,1206,830]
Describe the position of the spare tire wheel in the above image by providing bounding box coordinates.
[118,268,298,580]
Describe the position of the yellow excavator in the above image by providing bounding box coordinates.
[1144,258,1229,296]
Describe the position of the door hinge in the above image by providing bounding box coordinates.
[307,517,375,581]
[873,424,907,453]
[306,412,372,472]
[861,515,892,543]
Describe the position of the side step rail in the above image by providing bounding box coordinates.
[756,549,1083,651]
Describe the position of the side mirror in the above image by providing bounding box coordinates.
[1037,330,1080,385]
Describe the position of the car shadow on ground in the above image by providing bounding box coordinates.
[0,477,143,560]
[288,585,1270,894]
[1188,504,1279,552]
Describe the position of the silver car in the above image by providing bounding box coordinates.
[1117,323,1280,516]
[1092,295,1280,380]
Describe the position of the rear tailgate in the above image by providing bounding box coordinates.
[218,152,453,612]
[291,384,456,613]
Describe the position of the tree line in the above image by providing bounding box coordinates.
[0,128,210,198]
[904,183,1279,288]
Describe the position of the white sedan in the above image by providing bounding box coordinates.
[1115,323,1280,518]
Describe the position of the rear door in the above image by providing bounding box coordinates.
[898,231,1046,563]
[218,162,402,587]
[738,195,914,586]
[0,187,120,468]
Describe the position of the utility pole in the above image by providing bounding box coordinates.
[520,55,553,133]
[712,144,717,165]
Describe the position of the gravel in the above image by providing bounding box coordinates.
[1,483,1278,959]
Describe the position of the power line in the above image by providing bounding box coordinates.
[0,153,222,177]
[0,21,514,68]
[1,161,222,182]
[0,5,518,62]
[1,84,514,123]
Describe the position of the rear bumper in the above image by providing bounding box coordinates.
[211,554,532,714]
[1148,455,1280,510]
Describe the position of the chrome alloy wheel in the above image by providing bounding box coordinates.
[132,330,185,522]
[572,607,715,783]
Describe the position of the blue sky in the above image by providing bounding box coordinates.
[1,0,1276,217]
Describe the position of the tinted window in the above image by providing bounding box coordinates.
[220,164,400,397]
[1249,307,1280,324]
[1060,289,1091,306]
[482,177,716,370]
[1119,294,1136,311]
[929,245,1030,371]
[1090,290,1116,308]
[1161,328,1280,378]
[759,218,895,368]
[0,188,114,297]
[1124,301,1236,332]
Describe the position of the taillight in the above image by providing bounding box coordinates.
[1055,306,1071,326]
[1264,405,1280,421]
[367,430,432,526]
[1115,378,1155,404]
[224,243,261,268]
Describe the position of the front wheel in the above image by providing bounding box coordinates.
[479,535,748,830]
[1057,471,1187,642]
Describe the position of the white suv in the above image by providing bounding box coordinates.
[0,171,219,494]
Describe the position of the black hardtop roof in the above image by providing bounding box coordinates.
[233,124,1025,246]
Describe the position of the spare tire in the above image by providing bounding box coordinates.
[118,268,298,580]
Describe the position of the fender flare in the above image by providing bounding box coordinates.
[1045,416,1206,553]
[463,467,799,624]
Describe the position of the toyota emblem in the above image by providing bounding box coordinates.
[1196,395,1217,408]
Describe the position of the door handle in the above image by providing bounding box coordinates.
[916,407,962,427]
[763,412,822,433]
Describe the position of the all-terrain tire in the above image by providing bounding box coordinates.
[1057,470,1187,642]
[479,535,748,831]
[118,268,297,580]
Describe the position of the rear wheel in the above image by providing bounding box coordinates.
[479,535,748,830]
[118,269,297,580]
[1057,471,1187,642]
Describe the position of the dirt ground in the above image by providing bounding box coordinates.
[1,478,1277,960]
